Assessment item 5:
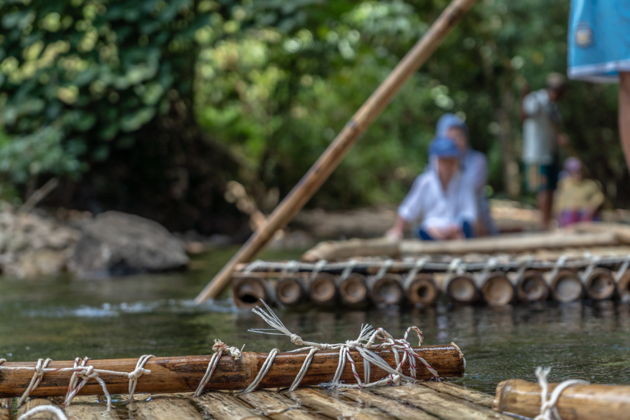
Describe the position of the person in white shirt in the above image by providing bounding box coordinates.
[387,137,477,241]
[522,73,566,229]
[435,113,496,236]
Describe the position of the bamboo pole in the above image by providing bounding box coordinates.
[0,345,464,397]
[404,274,439,306]
[338,273,370,307]
[444,274,479,304]
[367,274,404,306]
[546,269,583,303]
[194,0,478,304]
[309,273,338,305]
[479,272,514,306]
[515,270,549,302]
[275,277,307,306]
[583,267,616,300]
[494,379,630,420]
[232,277,273,309]
[617,270,630,302]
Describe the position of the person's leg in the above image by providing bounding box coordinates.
[461,221,474,238]
[417,228,434,241]
[620,72,630,170]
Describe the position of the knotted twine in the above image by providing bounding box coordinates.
[244,300,439,392]
[534,367,588,420]
[0,354,154,411]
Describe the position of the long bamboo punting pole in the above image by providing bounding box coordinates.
[194,0,478,304]
[0,345,464,397]
[494,379,630,420]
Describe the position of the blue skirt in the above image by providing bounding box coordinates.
[568,0,630,83]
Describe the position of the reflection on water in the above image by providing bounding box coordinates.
[0,248,629,394]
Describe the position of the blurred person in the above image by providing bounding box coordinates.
[386,136,477,241]
[521,73,567,230]
[568,1,630,170]
[554,157,604,227]
[435,113,496,236]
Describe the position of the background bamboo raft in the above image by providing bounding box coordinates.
[302,224,630,262]
[0,381,511,420]
[231,251,630,308]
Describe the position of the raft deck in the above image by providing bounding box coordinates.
[4,381,508,419]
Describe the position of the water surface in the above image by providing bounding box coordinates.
[1,247,628,394]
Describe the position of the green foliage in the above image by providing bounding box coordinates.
[195,0,626,208]
[0,0,210,186]
[1,0,626,218]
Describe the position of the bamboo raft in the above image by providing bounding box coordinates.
[231,251,630,308]
[0,381,507,420]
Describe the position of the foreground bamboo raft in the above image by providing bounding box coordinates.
[231,252,630,308]
[494,378,630,420]
[0,381,512,420]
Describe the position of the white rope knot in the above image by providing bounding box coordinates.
[290,333,305,346]
[18,358,52,407]
[248,300,439,391]
[64,357,112,410]
[534,367,588,420]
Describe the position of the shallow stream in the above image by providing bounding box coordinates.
[1,247,629,395]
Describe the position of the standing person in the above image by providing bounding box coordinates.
[436,113,496,236]
[521,73,566,230]
[568,1,630,170]
[386,136,477,241]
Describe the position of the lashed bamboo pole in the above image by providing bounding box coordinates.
[494,379,630,420]
[515,270,549,302]
[195,0,478,304]
[444,274,479,304]
[583,267,616,300]
[0,345,464,397]
[338,273,370,307]
[232,277,273,309]
[479,272,514,306]
[368,274,404,306]
[617,270,630,302]
[309,273,338,305]
[275,277,307,306]
[546,269,583,303]
[404,274,439,306]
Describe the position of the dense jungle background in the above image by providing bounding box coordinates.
[0,0,625,235]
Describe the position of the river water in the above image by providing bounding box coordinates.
[1,247,629,395]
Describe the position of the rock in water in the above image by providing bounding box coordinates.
[70,211,189,279]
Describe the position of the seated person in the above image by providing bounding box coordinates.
[387,136,477,240]
[554,157,605,227]
[435,113,496,236]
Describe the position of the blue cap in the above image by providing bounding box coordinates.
[429,136,460,158]
[436,113,468,137]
